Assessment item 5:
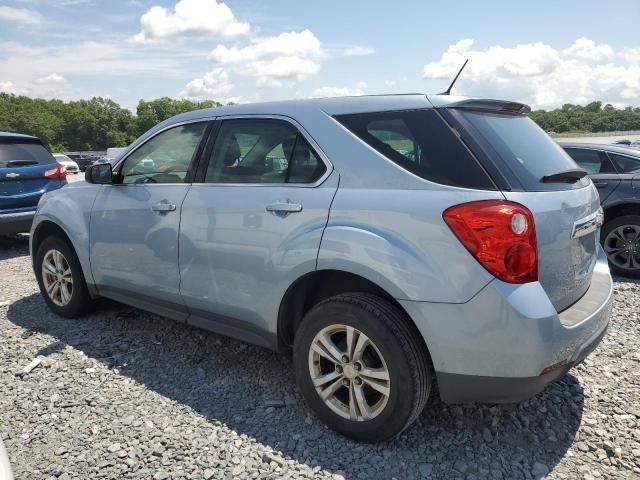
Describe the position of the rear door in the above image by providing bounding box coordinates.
[90,121,209,317]
[448,107,602,312]
[564,147,620,203]
[0,139,60,210]
[179,117,337,345]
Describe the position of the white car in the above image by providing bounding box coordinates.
[0,440,12,480]
[53,154,79,174]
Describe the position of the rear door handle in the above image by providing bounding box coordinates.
[266,202,303,213]
[151,202,176,213]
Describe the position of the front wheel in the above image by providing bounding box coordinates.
[35,235,94,317]
[601,215,640,278]
[294,293,431,442]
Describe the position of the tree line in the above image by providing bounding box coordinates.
[0,94,221,152]
[1,93,639,152]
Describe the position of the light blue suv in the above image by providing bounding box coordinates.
[31,94,612,442]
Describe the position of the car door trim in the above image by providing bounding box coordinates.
[191,114,334,188]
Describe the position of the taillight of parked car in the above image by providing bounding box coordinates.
[44,165,67,179]
[443,200,538,283]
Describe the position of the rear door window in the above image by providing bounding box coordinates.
[0,140,55,167]
[564,148,616,174]
[335,109,494,189]
[453,110,588,191]
[609,153,640,173]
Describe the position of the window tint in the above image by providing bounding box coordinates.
[335,109,494,189]
[121,122,206,184]
[287,135,326,183]
[564,148,615,174]
[0,141,55,167]
[204,119,326,184]
[610,153,640,173]
[457,111,585,191]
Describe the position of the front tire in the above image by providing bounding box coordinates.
[601,214,640,278]
[294,293,431,442]
[35,235,94,317]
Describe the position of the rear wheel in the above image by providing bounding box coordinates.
[601,215,640,278]
[35,235,94,317]
[294,293,431,442]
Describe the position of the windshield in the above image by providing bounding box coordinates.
[456,110,588,191]
[0,141,55,167]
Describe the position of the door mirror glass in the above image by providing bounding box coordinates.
[85,163,113,184]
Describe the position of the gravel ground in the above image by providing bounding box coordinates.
[0,234,639,480]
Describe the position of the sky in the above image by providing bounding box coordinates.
[1,0,639,110]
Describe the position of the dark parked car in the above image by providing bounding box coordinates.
[0,132,67,235]
[65,153,93,172]
[561,142,640,277]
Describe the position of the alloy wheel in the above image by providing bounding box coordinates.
[308,324,390,421]
[604,224,640,271]
[42,249,74,306]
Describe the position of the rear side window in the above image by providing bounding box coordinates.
[0,140,55,167]
[455,110,586,191]
[609,153,640,173]
[564,148,616,174]
[335,109,494,189]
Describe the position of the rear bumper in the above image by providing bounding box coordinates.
[400,247,613,404]
[436,319,608,403]
[0,209,36,234]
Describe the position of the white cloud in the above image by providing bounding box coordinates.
[423,38,640,109]
[206,29,324,88]
[133,0,250,43]
[563,37,613,61]
[311,82,367,98]
[0,81,23,95]
[178,67,232,99]
[0,5,42,24]
[35,73,66,84]
[344,46,375,56]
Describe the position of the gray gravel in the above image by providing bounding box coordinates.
[1,234,639,480]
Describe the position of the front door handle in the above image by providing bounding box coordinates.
[151,202,177,213]
[266,202,303,213]
[593,182,608,189]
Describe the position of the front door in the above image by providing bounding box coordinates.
[90,121,209,318]
[179,118,337,346]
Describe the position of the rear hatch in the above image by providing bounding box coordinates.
[442,100,601,312]
[0,138,59,211]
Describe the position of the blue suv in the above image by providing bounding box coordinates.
[0,132,67,235]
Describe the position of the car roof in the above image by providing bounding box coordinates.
[164,93,531,124]
[0,131,40,141]
[558,142,640,157]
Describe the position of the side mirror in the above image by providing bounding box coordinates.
[85,163,113,184]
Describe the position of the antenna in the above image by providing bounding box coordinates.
[440,59,468,95]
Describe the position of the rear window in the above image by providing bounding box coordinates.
[335,109,495,189]
[0,140,55,167]
[455,110,587,191]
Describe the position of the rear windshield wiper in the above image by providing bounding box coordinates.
[541,168,588,183]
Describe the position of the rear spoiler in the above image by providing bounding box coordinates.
[426,96,531,116]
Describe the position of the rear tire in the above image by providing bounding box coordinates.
[35,235,94,317]
[293,293,431,442]
[601,215,640,278]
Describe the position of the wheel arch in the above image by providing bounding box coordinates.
[603,201,640,224]
[277,269,433,363]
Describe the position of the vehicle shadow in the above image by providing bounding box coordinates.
[6,293,583,479]
[0,234,29,260]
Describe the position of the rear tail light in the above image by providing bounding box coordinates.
[44,165,67,179]
[443,200,538,283]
